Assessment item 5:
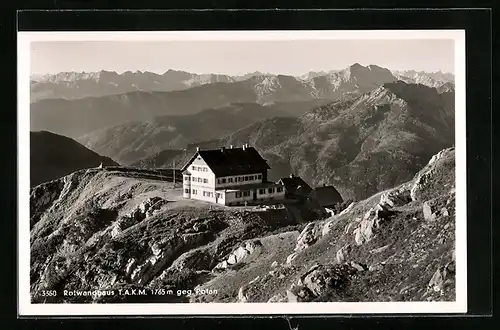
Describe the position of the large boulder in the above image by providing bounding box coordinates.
[422,201,436,222]
[214,239,263,270]
[336,244,351,264]
[380,188,412,208]
[322,218,337,237]
[286,284,315,302]
[170,249,214,272]
[301,263,358,298]
[295,222,321,253]
[353,217,376,245]
[422,199,450,222]
[267,292,288,303]
[410,148,455,202]
[352,202,396,246]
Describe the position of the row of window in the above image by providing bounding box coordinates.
[218,174,262,184]
[234,186,283,199]
[185,188,223,199]
[192,166,208,172]
[185,176,209,184]
[235,191,251,198]
[259,187,283,194]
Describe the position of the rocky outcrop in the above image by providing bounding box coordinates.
[336,244,351,264]
[111,197,168,238]
[214,240,263,270]
[286,284,315,302]
[379,187,412,208]
[295,222,321,252]
[321,217,338,237]
[285,222,323,264]
[410,147,455,202]
[267,292,288,303]
[286,263,359,302]
[427,261,455,295]
[169,249,215,272]
[423,200,450,222]
[338,201,355,216]
[238,275,266,303]
[127,236,184,285]
[352,203,397,246]
[30,179,66,229]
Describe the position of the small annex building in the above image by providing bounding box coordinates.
[277,174,313,199]
[181,144,285,206]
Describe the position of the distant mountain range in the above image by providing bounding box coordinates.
[30,131,118,187]
[30,64,454,103]
[31,64,417,138]
[30,69,271,102]
[134,81,455,201]
[392,70,455,88]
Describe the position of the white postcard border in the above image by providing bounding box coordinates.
[18,30,467,316]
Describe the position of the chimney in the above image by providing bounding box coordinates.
[230,145,233,149]
[196,147,200,152]
[289,173,294,178]
[242,144,246,151]
[220,147,226,152]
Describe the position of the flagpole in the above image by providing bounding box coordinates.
[173,159,176,187]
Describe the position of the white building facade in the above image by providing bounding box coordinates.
[182,145,285,206]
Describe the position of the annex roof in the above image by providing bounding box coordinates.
[278,175,313,196]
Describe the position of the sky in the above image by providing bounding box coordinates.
[30,39,455,76]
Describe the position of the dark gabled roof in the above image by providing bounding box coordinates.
[309,186,343,207]
[278,176,313,196]
[181,147,270,177]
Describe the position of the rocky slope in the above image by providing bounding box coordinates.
[30,166,326,303]
[30,147,456,303]
[30,131,118,187]
[138,81,455,201]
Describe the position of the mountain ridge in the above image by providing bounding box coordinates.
[30,130,119,187]
[76,102,295,165]
[30,64,453,103]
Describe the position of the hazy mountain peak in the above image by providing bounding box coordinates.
[163,68,189,74]
[391,69,455,88]
[339,63,393,82]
